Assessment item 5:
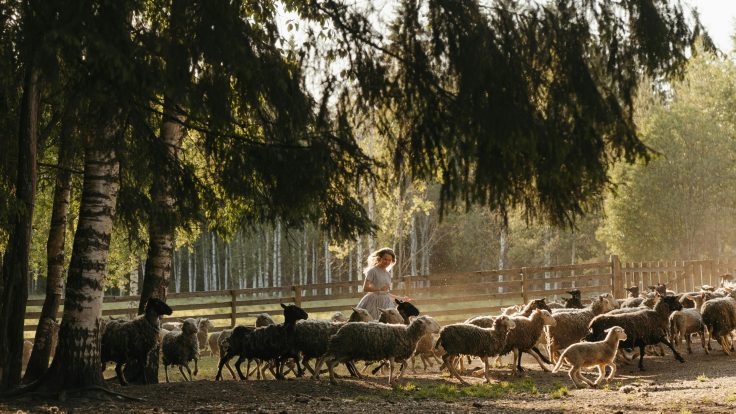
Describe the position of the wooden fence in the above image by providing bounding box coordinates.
[23,256,736,335]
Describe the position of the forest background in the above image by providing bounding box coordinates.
[10,38,736,298]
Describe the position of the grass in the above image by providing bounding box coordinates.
[696,373,710,382]
[549,381,569,399]
[680,408,692,414]
[388,378,539,402]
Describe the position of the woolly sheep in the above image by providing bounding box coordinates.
[100,297,173,385]
[435,316,516,384]
[21,340,32,372]
[161,319,200,382]
[501,309,556,373]
[552,326,627,388]
[215,304,308,381]
[330,312,348,323]
[297,307,374,378]
[256,313,277,327]
[323,316,441,384]
[563,289,583,309]
[546,296,615,363]
[587,294,684,370]
[669,294,707,354]
[161,321,183,331]
[701,293,736,355]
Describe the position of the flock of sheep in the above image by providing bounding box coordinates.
[22,278,736,389]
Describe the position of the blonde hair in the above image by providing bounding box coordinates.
[363,247,396,274]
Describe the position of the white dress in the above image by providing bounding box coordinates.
[356,266,394,320]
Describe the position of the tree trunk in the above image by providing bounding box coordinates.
[35,119,122,393]
[23,96,77,383]
[0,66,40,390]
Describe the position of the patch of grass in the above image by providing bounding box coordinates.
[680,408,692,414]
[549,381,569,399]
[696,373,710,382]
[388,378,539,402]
[726,390,736,402]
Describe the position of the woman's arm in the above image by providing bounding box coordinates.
[362,277,389,293]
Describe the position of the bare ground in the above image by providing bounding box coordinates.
[3,347,736,414]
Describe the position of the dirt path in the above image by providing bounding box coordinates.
[3,348,736,413]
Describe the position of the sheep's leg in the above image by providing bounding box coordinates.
[659,337,685,363]
[215,351,234,381]
[605,362,617,381]
[699,326,709,354]
[567,367,581,388]
[302,357,315,376]
[326,358,339,385]
[482,357,492,384]
[312,357,324,380]
[573,366,595,387]
[225,361,237,380]
[719,335,732,355]
[593,364,606,386]
[527,347,552,372]
[637,344,647,371]
[193,357,198,377]
[179,365,188,381]
[685,332,693,354]
[115,363,127,386]
[445,355,468,385]
[234,355,247,380]
[387,358,395,384]
[184,363,193,381]
[350,361,364,379]
[164,365,170,383]
[512,349,521,373]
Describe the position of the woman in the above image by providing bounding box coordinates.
[356,247,407,320]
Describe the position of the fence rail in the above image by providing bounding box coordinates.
[23,256,736,334]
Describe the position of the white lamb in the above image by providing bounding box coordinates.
[552,326,627,388]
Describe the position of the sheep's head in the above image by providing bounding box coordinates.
[349,307,373,322]
[529,298,551,312]
[181,319,199,335]
[660,294,683,312]
[198,318,215,331]
[378,308,404,324]
[281,303,308,323]
[330,312,348,323]
[494,315,516,332]
[145,298,173,316]
[395,298,420,321]
[566,289,581,299]
[604,326,627,342]
[536,309,556,327]
[626,286,640,297]
[411,315,441,334]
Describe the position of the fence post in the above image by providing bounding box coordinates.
[611,255,622,298]
[229,290,237,328]
[520,268,528,304]
[293,285,302,308]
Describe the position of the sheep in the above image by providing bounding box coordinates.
[587,294,684,370]
[411,332,442,373]
[552,326,628,388]
[100,297,173,385]
[669,294,707,354]
[194,318,214,352]
[206,329,237,380]
[161,321,183,331]
[215,303,308,381]
[395,298,420,323]
[348,307,373,322]
[621,286,644,308]
[378,308,405,324]
[256,313,276,327]
[701,293,736,355]
[500,309,556,373]
[546,296,615,364]
[215,325,255,381]
[293,308,373,378]
[435,316,516,384]
[161,318,200,382]
[322,316,441,384]
[330,312,348,323]
[563,289,583,309]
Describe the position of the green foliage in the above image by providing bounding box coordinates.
[550,381,570,399]
[598,49,736,260]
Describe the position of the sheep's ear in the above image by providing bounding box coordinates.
[281,303,287,309]
[351,307,359,312]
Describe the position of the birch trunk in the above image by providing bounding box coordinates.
[36,118,122,392]
[23,97,77,383]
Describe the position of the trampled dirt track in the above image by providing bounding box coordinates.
[3,349,736,413]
